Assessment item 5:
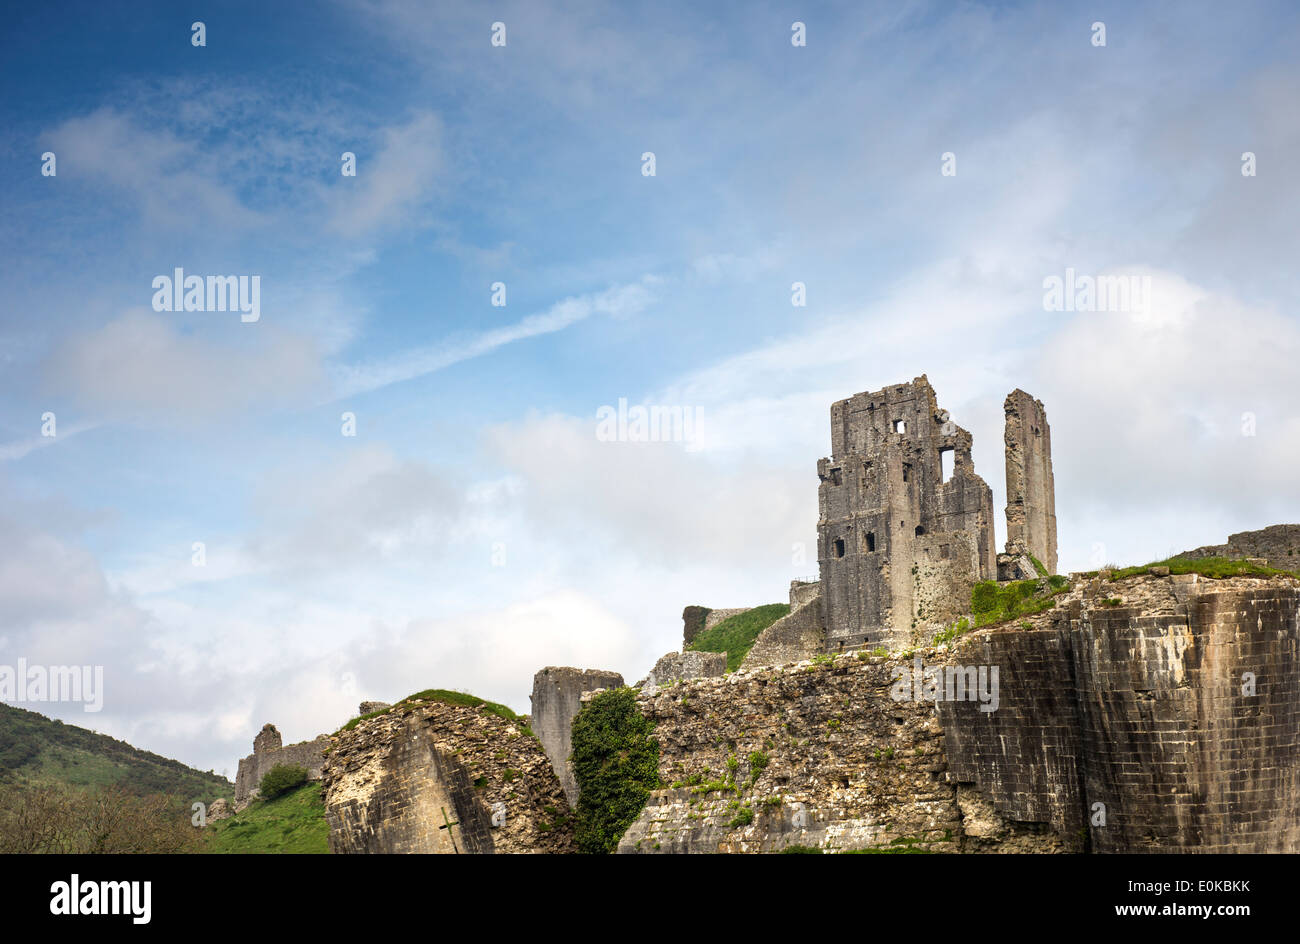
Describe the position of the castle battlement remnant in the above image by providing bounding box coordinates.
[1000,389,1058,579]
[817,375,998,651]
[234,722,331,810]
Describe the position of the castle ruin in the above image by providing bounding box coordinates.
[815,375,1057,651]
[999,389,1057,580]
[234,722,331,809]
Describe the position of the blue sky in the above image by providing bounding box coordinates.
[2,0,1299,776]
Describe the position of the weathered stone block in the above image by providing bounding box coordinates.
[529,666,624,805]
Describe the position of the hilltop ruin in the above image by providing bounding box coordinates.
[306,376,1300,854]
[805,375,1058,652]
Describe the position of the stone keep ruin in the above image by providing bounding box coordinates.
[816,375,1056,651]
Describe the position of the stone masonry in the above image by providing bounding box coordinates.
[1002,389,1057,576]
[817,376,997,651]
[530,666,624,806]
[619,571,1300,853]
[234,723,331,809]
[642,650,726,693]
[1177,524,1300,572]
[939,572,1300,852]
[739,580,826,670]
[322,697,574,853]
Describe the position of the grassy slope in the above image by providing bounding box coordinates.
[0,703,232,803]
[1102,555,1300,581]
[688,604,791,671]
[203,782,329,854]
[335,687,532,735]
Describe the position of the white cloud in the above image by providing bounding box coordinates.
[328,111,444,235]
[43,309,328,423]
[42,108,263,230]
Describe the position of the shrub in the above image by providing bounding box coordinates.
[729,806,754,827]
[571,688,661,854]
[259,764,308,800]
[970,577,1069,628]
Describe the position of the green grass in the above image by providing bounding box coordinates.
[335,688,533,737]
[1101,556,1300,582]
[204,782,329,854]
[970,575,1070,629]
[932,617,971,646]
[0,703,232,805]
[687,603,791,671]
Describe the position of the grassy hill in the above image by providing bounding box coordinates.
[688,604,791,671]
[0,702,232,804]
[203,782,329,854]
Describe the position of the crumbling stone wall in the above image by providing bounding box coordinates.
[681,606,711,647]
[322,698,574,853]
[620,573,1300,853]
[739,583,826,669]
[234,723,330,808]
[643,651,725,692]
[788,580,820,609]
[1178,524,1300,572]
[701,607,753,632]
[817,376,997,651]
[1003,389,1057,575]
[530,667,624,805]
[619,654,1048,853]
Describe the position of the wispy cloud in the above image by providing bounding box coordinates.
[328,111,445,235]
[42,108,264,230]
[329,276,660,398]
[0,421,100,462]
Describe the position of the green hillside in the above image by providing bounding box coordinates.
[204,782,329,854]
[0,702,232,804]
[688,604,791,671]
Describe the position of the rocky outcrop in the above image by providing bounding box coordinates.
[205,797,232,824]
[321,697,574,853]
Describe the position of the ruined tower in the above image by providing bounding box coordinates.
[816,376,997,651]
[1001,389,1057,577]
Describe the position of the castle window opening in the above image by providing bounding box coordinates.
[865,531,876,552]
[940,447,954,484]
[902,463,911,482]
[915,525,926,536]
[892,419,906,434]
[834,538,846,558]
